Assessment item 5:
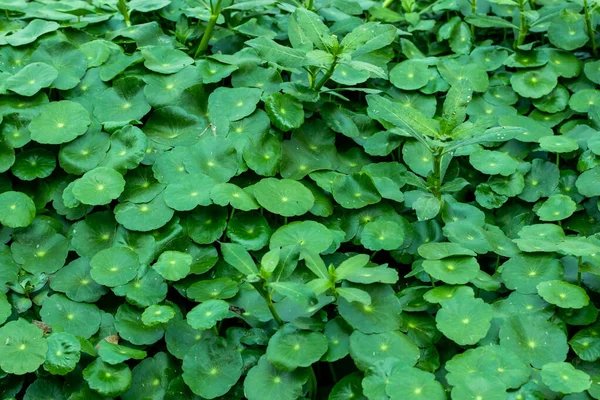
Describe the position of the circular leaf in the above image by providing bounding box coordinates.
[29,100,90,144]
[254,178,315,217]
[182,337,243,398]
[0,191,35,228]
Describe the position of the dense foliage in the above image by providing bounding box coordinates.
[1,0,600,398]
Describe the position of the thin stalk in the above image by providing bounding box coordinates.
[515,0,528,48]
[584,0,598,56]
[556,153,560,169]
[229,207,235,221]
[306,0,314,10]
[252,282,284,326]
[313,55,338,91]
[382,0,394,7]
[578,256,582,286]
[429,276,436,288]
[307,366,318,400]
[470,0,477,36]
[328,363,338,383]
[432,151,443,200]
[194,0,223,58]
[117,0,130,26]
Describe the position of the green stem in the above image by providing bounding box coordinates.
[429,276,436,288]
[470,0,477,36]
[328,363,338,383]
[515,0,528,48]
[584,0,598,56]
[229,207,235,221]
[578,256,582,286]
[432,151,443,200]
[252,282,283,326]
[556,153,560,169]
[306,0,314,10]
[194,0,223,58]
[117,0,130,27]
[308,366,318,400]
[312,55,338,91]
[382,0,394,7]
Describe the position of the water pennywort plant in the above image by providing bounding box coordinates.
[0,0,599,399]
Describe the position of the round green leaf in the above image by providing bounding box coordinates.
[29,100,90,144]
[186,299,230,330]
[338,284,402,333]
[266,329,328,371]
[386,364,446,400]
[349,330,419,371]
[40,294,101,339]
[0,319,48,375]
[226,211,271,251]
[499,315,568,368]
[541,362,591,394]
[569,89,600,113]
[187,278,239,302]
[361,219,405,251]
[390,60,431,90]
[254,178,315,217]
[332,172,381,209]
[265,93,304,131]
[115,303,164,345]
[114,194,174,231]
[469,149,518,176]
[153,251,191,281]
[211,183,259,211]
[90,247,140,287]
[244,355,309,400]
[539,135,579,153]
[164,173,216,211]
[11,147,55,181]
[83,359,132,397]
[97,340,147,365]
[270,220,333,253]
[435,294,492,345]
[43,332,81,375]
[423,256,480,285]
[501,254,563,294]
[72,167,125,205]
[182,337,243,398]
[536,194,577,221]
[510,67,557,99]
[141,305,175,326]
[6,62,57,96]
[0,191,35,228]
[536,280,590,309]
[141,46,194,74]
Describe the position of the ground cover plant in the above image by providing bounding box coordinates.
[1,0,600,398]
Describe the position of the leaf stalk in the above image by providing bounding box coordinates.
[584,0,598,56]
[313,54,338,91]
[194,0,223,58]
[117,0,131,27]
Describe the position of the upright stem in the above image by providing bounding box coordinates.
[251,282,283,326]
[470,0,477,36]
[117,0,130,27]
[382,0,394,7]
[313,55,338,91]
[306,0,314,10]
[515,0,528,48]
[432,151,443,200]
[584,0,598,56]
[194,0,223,58]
